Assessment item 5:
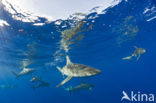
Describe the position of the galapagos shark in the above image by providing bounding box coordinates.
[11,68,35,78]
[56,55,101,88]
[29,81,50,89]
[0,84,17,89]
[122,46,146,61]
[64,81,94,94]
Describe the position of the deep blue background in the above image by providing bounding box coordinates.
[0,0,156,103]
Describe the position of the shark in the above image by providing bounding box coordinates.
[29,81,50,89]
[122,46,146,61]
[11,68,35,78]
[0,84,17,89]
[64,81,94,94]
[56,55,101,88]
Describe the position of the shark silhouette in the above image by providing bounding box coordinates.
[122,46,146,61]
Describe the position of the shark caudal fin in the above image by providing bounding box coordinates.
[56,76,72,88]
[122,56,133,60]
[11,71,19,79]
[66,55,71,64]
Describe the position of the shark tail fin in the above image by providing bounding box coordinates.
[11,71,19,79]
[122,56,133,60]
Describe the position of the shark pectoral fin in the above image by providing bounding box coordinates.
[56,76,72,88]
[56,66,62,72]
[122,56,132,60]
[137,54,141,61]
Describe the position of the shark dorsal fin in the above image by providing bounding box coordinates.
[66,55,72,64]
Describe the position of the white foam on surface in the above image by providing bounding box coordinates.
[2,0,121,22]
[33,23,45,26]
[0,19,10,27]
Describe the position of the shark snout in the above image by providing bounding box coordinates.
[140,48,146,54]
[96,69,101,74]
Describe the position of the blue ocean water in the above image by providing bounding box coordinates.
[0,0,156,103]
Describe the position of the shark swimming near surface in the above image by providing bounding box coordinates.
[64,81,94,94]
[56,55,101,88]
[122,46,146,61]
[11,68,35,78]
